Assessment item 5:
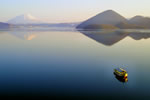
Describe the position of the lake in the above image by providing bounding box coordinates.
[0,28,150,99]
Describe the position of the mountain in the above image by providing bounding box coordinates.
[7,14,43,24]
[0,22,11,29]
[116,22,148,29]
[77,10,127,29]
[129,16,150,28]
[83,24,118,30]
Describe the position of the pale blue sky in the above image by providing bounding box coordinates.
[0,0,150,22]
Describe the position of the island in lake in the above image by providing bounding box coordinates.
[76,10,150,29]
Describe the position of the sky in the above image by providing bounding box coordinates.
[0,0,150,23]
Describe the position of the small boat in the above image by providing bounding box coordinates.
[114,68,128,79]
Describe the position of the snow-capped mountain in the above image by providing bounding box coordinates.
[7,14,43,24]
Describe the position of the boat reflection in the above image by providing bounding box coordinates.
[114,75,128,83]
[79,30,150,46]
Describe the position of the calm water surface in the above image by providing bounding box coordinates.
[0,29,150,99]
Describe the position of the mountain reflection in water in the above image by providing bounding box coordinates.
[1,29,150,99]
[79,30,150,46]
[10,31,37,40]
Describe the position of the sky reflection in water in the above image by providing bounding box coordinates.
[0,29,150,99]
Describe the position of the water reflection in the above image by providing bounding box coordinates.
[4,29,150,43]
[113,71,128,83]
[0,30,150,99]
[10,31,37,40]
[79,30,150,46]
[114,75,128,83]
[129,32,150,40]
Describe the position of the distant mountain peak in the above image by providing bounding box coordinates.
[94,10,116,17]
[129,15,150,28]
[77,10,127,29]
[130,15,144,20]
[7,14,42,24]
[21,13,38,20]
[100,10,116,13]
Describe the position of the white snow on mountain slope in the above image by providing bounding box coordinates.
[7,14,43,24]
